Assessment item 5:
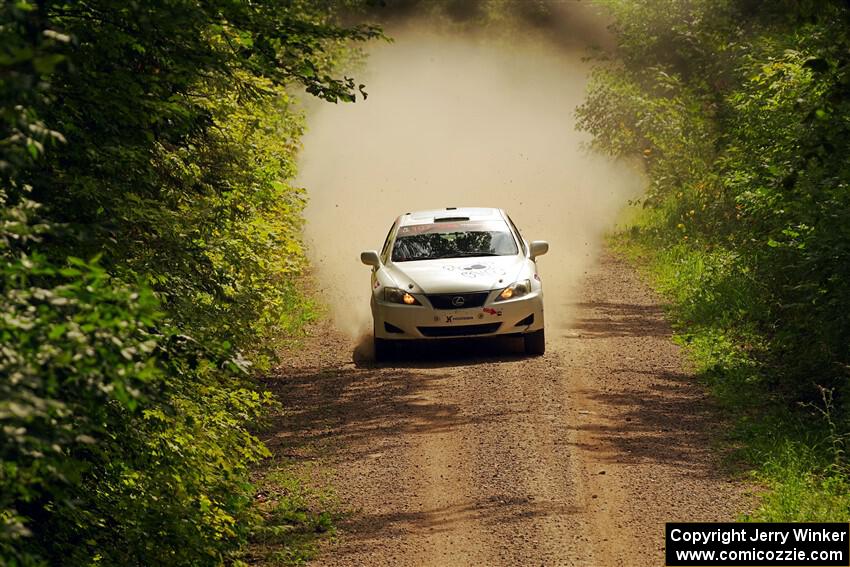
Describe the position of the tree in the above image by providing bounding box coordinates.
[1,1,380,564]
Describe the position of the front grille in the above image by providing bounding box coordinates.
[426,292,490,310]
[417,323,501,337]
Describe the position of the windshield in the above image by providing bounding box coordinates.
[391,220,519,262]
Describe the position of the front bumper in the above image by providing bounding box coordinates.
[371,291,544,340]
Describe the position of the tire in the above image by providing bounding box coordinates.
[524,329,545,356]
[374,337,392,362]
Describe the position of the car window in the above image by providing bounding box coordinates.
[506,215,528,256]
[380,222,396,262]
[391,220,518,262]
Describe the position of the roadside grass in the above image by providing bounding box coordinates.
[610,211,850,522]
[260,278,322,366]
[243,457,341,566]
[240,282,339,566]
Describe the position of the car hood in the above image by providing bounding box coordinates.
[385,255,525,294]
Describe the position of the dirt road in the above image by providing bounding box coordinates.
[266,251,747,566]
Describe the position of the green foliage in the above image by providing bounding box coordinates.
[751,452,850,522]
[590,1,850,520]
[612,223,850,522]
[581,0,850,416]
[1,0,378,564]
[145,73,316,369]
[0,246,158,564]
[21,0,379,357]
[1,229,276,565]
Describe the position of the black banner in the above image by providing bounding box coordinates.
[666,523,850,566]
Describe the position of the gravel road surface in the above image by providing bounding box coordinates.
[265,251,747,566]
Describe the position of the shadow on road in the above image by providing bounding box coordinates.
[566,298,730,480]
[576,370,726,476]
[354,335,529,369]
[263,340,529,462]
[568,300,670,338]
[264,365,458,460]
[331,495,581,558]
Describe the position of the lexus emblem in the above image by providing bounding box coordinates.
[451,296,466,307]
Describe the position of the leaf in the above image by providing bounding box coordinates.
[48,324,66,340]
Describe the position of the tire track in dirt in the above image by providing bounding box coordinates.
[409,370,494,567]
[263,250,749,566]
[561,252,750,566]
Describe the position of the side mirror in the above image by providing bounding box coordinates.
[360,250,381,267]
[529,240,549,259]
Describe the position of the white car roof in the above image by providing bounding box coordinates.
[399,207,506,226]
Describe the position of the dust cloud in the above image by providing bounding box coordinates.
[297,24,643,340]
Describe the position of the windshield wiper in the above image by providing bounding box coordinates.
[433,251,501,259]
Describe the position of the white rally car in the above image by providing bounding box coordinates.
[360,207,548,360]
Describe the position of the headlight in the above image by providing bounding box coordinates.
[496,279,531,301]
[384,287,421,305]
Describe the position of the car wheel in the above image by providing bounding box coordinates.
[524,329,545,356]
[374,337,392,361]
